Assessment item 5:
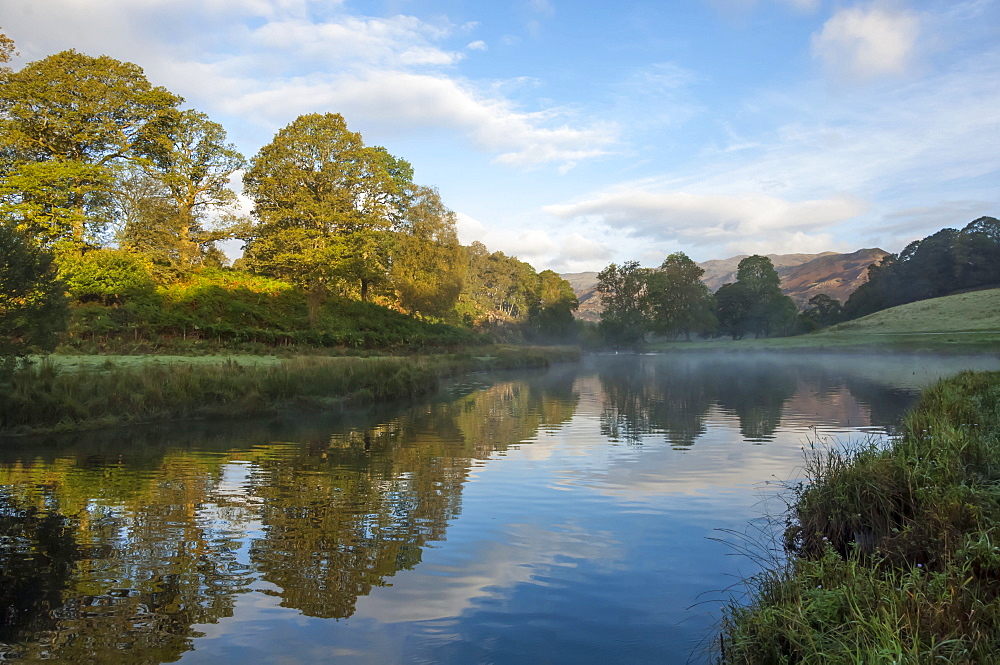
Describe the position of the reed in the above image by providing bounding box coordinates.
[0,346,580,435]
[719,370,1000,663]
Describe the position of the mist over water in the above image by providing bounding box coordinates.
[1,352,997,664]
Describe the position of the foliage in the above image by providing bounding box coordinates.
[0,50,181,247]
[720,371,1000,664]
[844,217,1000,320]
[527,269,579,341]
[456,241,540,331]
[57,248,157,305]
[798,293,843,331]
[0,222,68,371]
[732,254,797,338]
[243,113,402,312]
[390,186,465,319]
[714,281,751,340]
[645,252,715,341]
[0,29,14,66]
[57,267,482,353]
[597,260,649,346]
[127,109,246,269]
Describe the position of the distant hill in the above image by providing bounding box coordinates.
[562,248,888,321]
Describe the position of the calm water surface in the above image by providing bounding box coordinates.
[2,352,999,664]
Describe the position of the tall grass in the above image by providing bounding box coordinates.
[0,346,580,435]
[719,371,1000,663]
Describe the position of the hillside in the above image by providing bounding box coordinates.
[563,248,888,321]
[824,288,1000,335]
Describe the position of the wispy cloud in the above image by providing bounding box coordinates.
[545,190,864,247]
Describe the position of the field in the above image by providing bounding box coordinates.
[651,288,1000,353]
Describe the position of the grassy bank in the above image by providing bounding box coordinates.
[719,370,1000,663]
[650,288,1000,354]
[0,346,579,436]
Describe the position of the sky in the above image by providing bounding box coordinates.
[3,0,999,273]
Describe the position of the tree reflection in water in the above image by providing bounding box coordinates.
[0,354,956,662]
[598,354,797,446]
[0,370,579,661]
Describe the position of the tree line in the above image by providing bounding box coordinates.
[844,216,1000,319]
[596,252,809,345]
[0,37,579,359]
[598,213,1000,347]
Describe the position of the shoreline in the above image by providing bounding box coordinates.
[0,345,580,437]
[718,370,1000,663]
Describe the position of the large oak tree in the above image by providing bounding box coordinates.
[0,50,181,248]
[243,113,402,316]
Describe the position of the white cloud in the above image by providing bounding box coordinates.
[467,40,488,51]
[2,0,614,170]
[491,229,560,263]
[455,212,487,244]
[545,190,865,247]
[812,5,922,81]
[561,233,612,262]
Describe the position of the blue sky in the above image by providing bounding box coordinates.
[4,0,999,272]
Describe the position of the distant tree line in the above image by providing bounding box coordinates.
[0,37,579,357]
[596,252,801,345]
[597,214,1000,347]
[844,217,1000,319]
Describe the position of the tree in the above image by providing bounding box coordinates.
[597,260,649,346]
[138,109,246,269]
[645,252,715,341]
[243,113,400,317]
[529,270,579,340]
[454,242,544,334]
[390,186,465,318]
[0,50,181,248]
[799,293,843,331]
[953,216,1000,290]
[0,29,15,68]
[732,255,795,338]
[714,282,751,340]
[0,222,68,373]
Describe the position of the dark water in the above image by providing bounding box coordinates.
[1,352,998,664]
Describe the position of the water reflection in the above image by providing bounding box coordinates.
[0,353,996,664]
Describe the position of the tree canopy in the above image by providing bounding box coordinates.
[645,252,715,341]
[0,50,181,248]
[597,260,649,346]
[243,113,403,314]
[844,217,1000,319]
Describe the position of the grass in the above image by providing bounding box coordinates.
[718,370,1000,663]
[0,345,580,436]
[651,289,1000,354]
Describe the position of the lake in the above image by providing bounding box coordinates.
[1,352,998,664]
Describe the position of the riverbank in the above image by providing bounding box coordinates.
[648,330,1000,354]
[719,370,1000,663]
[0,346,580,436]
